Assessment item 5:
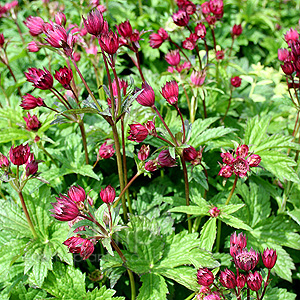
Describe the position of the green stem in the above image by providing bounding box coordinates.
[229,37,235,58]
[260,269,271,300]
[175,104,186,143]
[216,175,238,252]
[37,142,59,167]
[18,191,37,238]
[184,292,196,300]
[222,87,233,122]
[127,269,136,300]
[112,124,128,222]
[180,155,192,233]
[201,89,207,118]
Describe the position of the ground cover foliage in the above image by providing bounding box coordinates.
[0,0,300,299]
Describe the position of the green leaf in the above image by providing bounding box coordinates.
[137,273,168,300]
[219,214,252,231]
[199,218,217,252]
[263,287,296,300]
[62,107,99,115]
[287,209,300,226]
[244,115,270,147]
[259,150,300,184]
[0,128,29,143]
[254,134,300,152]
[219,204,245,215]
[168,205,209,216]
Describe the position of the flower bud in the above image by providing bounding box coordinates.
[219,268,236,289]
[116,19,132,38]
[98,140,115,159]
[100,185,116,204]
[24,16,44,36]
[231,24,242,37]
[191,70,206,86]
[0,153,9,169]
[218,165,233,178]
[145,160,158,172]
[247,271,263,292]
[27,41,40,52]
[195,23,206,38]
[236,274,246,288]
[138,145,150,161]
[197,268,214,286]
[23,113,41,131]
[20,94,44,110]
[82,8,104,37]
[0,33,4,48]
[234,248,259,272]
[165,49,181,66]
[236,144,248,158]
[231,76,242,88]
[128,123,149,143]
[68,185,86,203]
[55,12,66,27]
[25,67,54,90]
[209,206,220,218]
[281,61,294,75]
[278,48,290,61]
[149,28,168,49]
[99,31,119,54]
[51,194,79,221]
[172,10,190,27]
[183,146,198,162]
[161,80,179,105]
[9,144,31,166]
[158,149,177,167]
[136,82,155,107]
[262,248,277,269]
[54,66,73,90]
[246,154,261,167]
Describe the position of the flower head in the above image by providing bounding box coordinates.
[99,31,119,54]
[24,16,44,36]
[98,140,115,159]
[231,24,243,37]
[219,268,236,289]
[284,28,299,46]
[197,268,214,286]
[68,185,86,203]
[262,248,277,269]
[278,48,290,62]
[50,194,79,221]
[44,24,72,53]
[128,123,149,143]
[165,49,181,66]
[231,76,242,88]
[20,94,44,110]
[0,153,9,169]
[116,20,132,38]
[230,231,247,256]
[145,160,158,172]
[234,248,259,272]
[183,146,198,162]
[64,236,95,260]
[54,66,73,90]
[247,271,263,292]
[24,67,53,90]
[26,156,39,177]
[82,8,104,37]
[195,23,206,38]
[209,206,220,218]
[9,144,30,166]
[158,149,177,168]
[172,10,190,27]
[27,41,40,52]
[281,61,294,75]
[23,113,41,131]
[161,80,179,105]
[100,185,116,204]
[136,82,155,107]
[138,144,150,161]
[191,70,206,86]
[149,28,168,49]
[55,12,66,27]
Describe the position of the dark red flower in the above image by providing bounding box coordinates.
[237,274,246,288]
[0,153,9,168]
[220,152,234,165]
[128,123,149,143]
[26,159,39,177]
[230,232,247,257]
[183,146,197,162]
[195,23,206,38]
[158,149,177,167]
[197,268,214,286]
[231,24,243,37]
[262,248,277,269]
[100,185,116,204]
[68,185,86,203]
[281,61,294,75]
[165,49,181,66]
[149,28,169,49]
[138,144,150,161]
[24,67,53,90]
[284,28,299,46]
[82,8,104,37]
[231,76,242,87]
[191,70,206,86]
[209,0,223,16]
[64,236,95,260]
[172,10,190,27]
[99,31,119,54]
[205,15,216,25]
[24,16,44,36]
[98,140,115,159]
[232,157,249,177]
[145,160,158,172]
[236,144,249,158]
[54,66,73,89]
[219,268,236,289]
[9,144,30,166]
[21,94,44,110]
[209,206,220,218]
[234,248,259,272]
[247,271,263,292]
[136,82,155,107]
[161,80,179,105]
[216,50,224,60]
[51,194,79,221]
[182,33,198,50]
[116,19,132,38]
[23,113,41,131]
[218,165,233,178]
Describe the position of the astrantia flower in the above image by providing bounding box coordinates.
[165,49,181,66]
[149,28,168,49]
[138,144,150,161]
[68,185,86,203]
[145,160,158,172]
[195,23,206,38]
[23,113,41,131]
[182,33,198,50]
[161,80,179,105]
[247,271,263,292]
[231,24,243,37]
[82,8,104,37]
[0,153,9,169]
[197,268,214,286]
[172,10,190,27]
[231,76,242,87]
[191,70,206,86]
[99,31,119,54]
[234,248,259,272]
[9,144,30,166]
[64,236,95,260]
[27,41,40,52]
[278,48,290,62]
[116,20,132,38]
[284,28,299,46]
[136,82,155,107]
[24,67,53,90]
[158,149,177,168]
[50,194,79,221]
[54,66,73,90]
[24,16,44,36]
[230,231,247,256]
[100,185,116,204]
[128,123,149,143]
[98,140,115,159]
[209,206,220,218]
[262,248,277,269]
[219,268,236,289]
[21,94,44,110]
[55,12,66,27]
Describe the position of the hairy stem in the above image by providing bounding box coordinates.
[127,269,136,300]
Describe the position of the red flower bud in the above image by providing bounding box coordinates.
[54,66,73,90]
[195,23,206,38]
[128,123,149,143]
[51,194,80,221]
[183,146,198,162]
[138,144,150,161]
[21,94,44,110]
[218,165,233,178]
[236,144,249,158]
[209,206,220,218]
[234,248,259,272]
[219,268,236,289]
[100,185,116,204]
[9,144,31,166]
[24,16,44,36]
[165,49,181,66]
[246,154,261,167]
[68,185,86,203]
[247,271,263,292]
[116,19,132,38]
[197,268,214,286]
[281,61,294,75]
[191,69,206,86]
[236,274,246,288]
[25,67,53,90]
[145,160,158,172]
[136,82,155,107]
[82,8,105,37]
[231,24,243,37]
[0,153,9,168]
[149,28,168,49]
[98,140,115,159]
[161,80,179,105]
[262,248,277,269]
[158,149,177,168]
[64,236,95,260]
[220,152,234,165]
[172,10,190,27]
[55,12,66,27]
[23,113,41,131]
[99,31,119,54]
[231,76,242,87]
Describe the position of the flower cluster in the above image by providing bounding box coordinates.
[219,144,261,178]
[196,232,277,299]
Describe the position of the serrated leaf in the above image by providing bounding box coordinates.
[219,214,252,231]
[263,287,296,300]
[219,204,245,215]
[102,237,114,256]
[137,273,168,300]
[199,218,217,252]
[254,134,300,152]
[62,107,99,115]
[287,209,300,226]
[168,205,209,216]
